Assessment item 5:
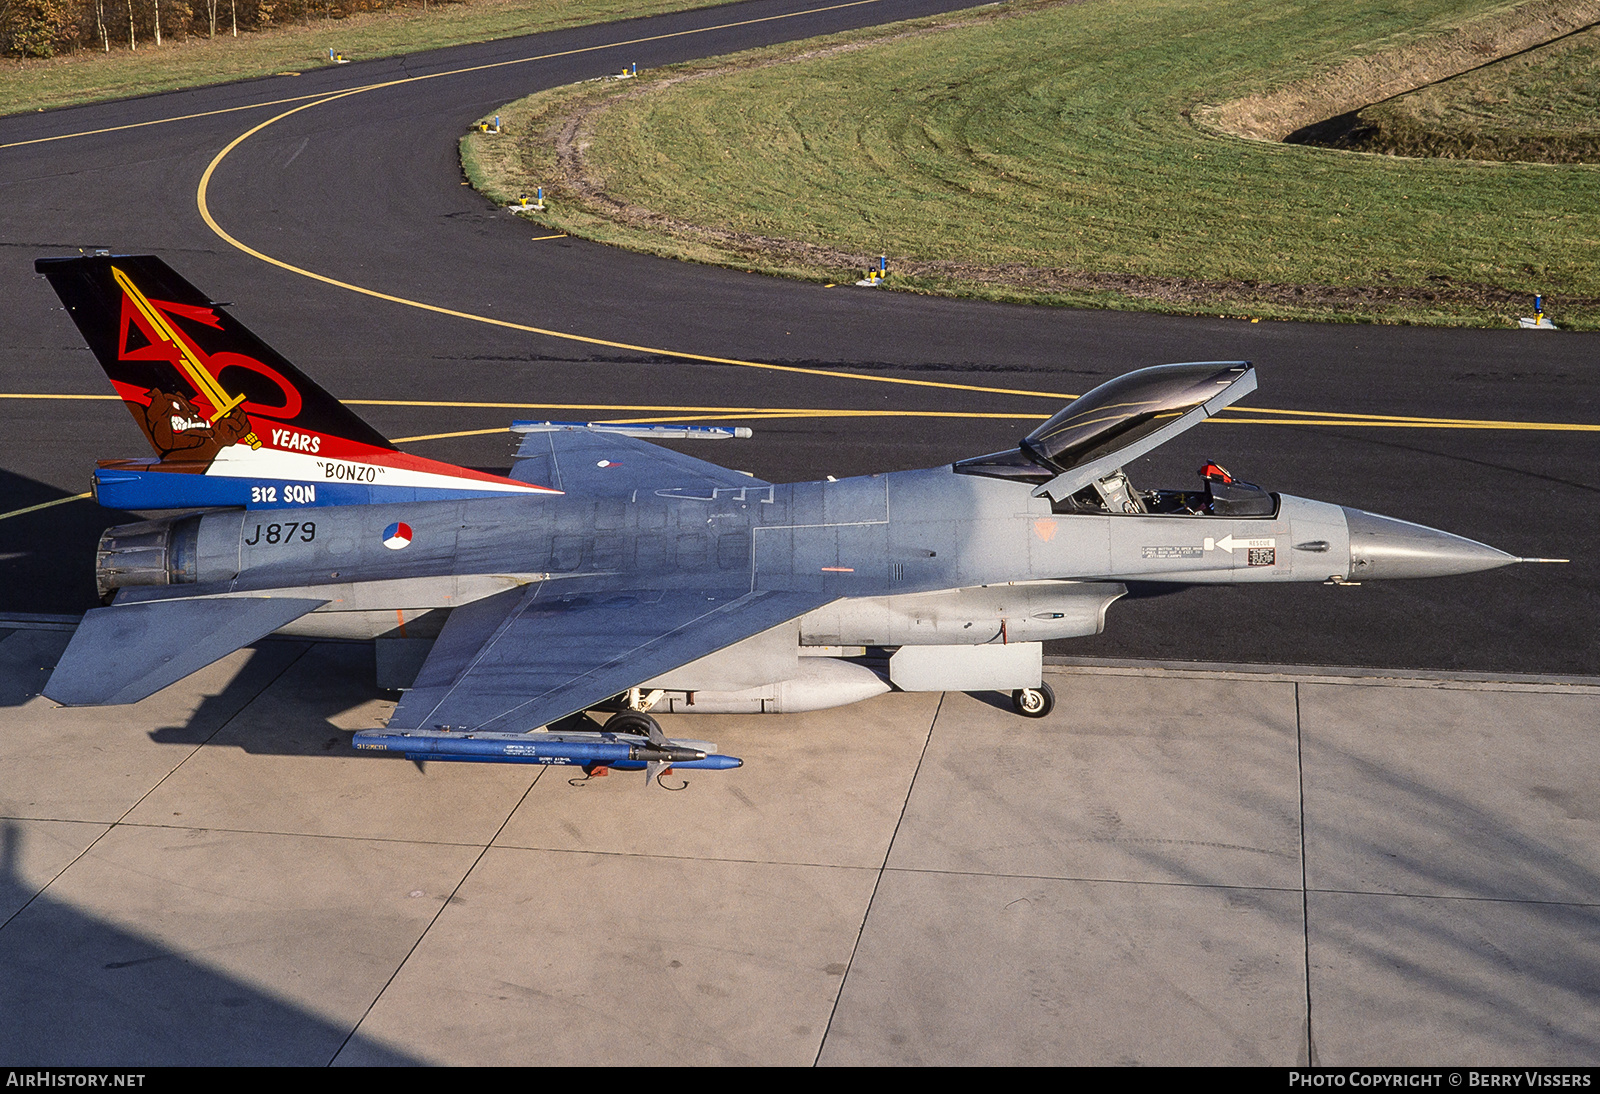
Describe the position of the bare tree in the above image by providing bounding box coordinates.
[125,0,134,48]
[95,0,107,49]
[152,0,159,46]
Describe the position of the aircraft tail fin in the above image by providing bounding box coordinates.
[36,254,559,510]
[36,253,395,460]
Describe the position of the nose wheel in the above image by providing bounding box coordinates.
[1011,683,1055,719]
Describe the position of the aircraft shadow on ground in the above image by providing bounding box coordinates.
[0,469,137,617]
[0,820,421,1065]
[0,620,392,751]
[144,640,397,759]
[0,627,72,708]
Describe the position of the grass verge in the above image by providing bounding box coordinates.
[464,0,1600,328]
[0,0,730,116]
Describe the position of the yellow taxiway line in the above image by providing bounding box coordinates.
[5,392,1597,433]
[0,492,94,523]
[14,2,1597,434]
[194,95,1600,425]
[2,0,889,151]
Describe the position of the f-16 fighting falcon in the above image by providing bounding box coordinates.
[34,254,1538,779]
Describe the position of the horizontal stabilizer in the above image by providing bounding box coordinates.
[45,596,326,705]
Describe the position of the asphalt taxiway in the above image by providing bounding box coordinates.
[0,0,1595,673]
[1,0,1597,1066]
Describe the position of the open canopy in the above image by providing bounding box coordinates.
[956,362,1256,499]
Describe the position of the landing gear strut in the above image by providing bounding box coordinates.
[1011,682,1055,719]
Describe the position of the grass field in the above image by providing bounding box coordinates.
[0,0,727,116]
[466,0,1600,328]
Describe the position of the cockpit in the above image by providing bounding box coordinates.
[1051,461,1278,518]
[952,361,1278,518]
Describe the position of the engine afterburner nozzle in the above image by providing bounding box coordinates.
[1342,508,1518,580]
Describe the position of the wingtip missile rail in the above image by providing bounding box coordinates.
[511,420,752,439]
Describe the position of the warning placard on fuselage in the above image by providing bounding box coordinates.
[1141,546,1205,560]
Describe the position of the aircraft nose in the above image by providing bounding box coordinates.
[1342,507,1518,580]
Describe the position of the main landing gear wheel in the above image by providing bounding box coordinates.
[604,709,661,737]
[1011,683,1055,719]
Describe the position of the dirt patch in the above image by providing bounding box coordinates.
[1200,0,1600,142]
[1285,22,1600,164]
[1286,106,1600,163]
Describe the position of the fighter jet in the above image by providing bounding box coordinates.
[33,254,1534,776]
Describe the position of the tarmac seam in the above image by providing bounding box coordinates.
[329,764,547,1066]
[812,688,942,1066]
[1300,887,1600,908]
[1045,660,1600,691]
[16,819,512,848]
[864,867,1600,907]
[484,843,882,870]
[873,866,1307,893]
[1296,681,1316,1067]
[39,826,892,871]
[0,642,311,937]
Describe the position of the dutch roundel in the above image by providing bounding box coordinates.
[382,522,413,550]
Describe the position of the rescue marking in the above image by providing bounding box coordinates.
[1204,534,1275,554]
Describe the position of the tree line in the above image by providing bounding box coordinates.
[1,0,449,57]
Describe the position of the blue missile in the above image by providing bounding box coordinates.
[603,755,743,771]
[351,729,742,769]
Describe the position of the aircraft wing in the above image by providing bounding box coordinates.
[387,579,829,734]
[508,425,768,496]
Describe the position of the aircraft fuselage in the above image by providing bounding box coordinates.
[104,463,1496,653]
